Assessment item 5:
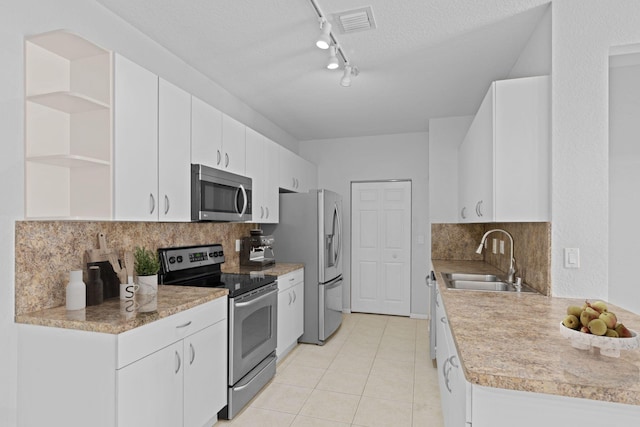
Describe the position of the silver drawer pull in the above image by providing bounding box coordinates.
[176,321,192,329]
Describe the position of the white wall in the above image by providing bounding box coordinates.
[608,62,640,313]
[507,4,552,79]
[0,1,298,424]
[428,116,474,224]
[551,0,640,299]
[299,133,430,317]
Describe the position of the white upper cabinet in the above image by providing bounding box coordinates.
[278,146,318,193]
[458,75,550,223]
[25,30,112,219]
[158,78,191,221]
[113,54,159,221]
[221,114,246,175]
[190,96,222,168]
[246,128,279,223]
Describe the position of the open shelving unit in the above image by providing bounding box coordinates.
[25,30,113,219]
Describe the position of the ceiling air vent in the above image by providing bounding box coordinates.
[332,6,376,34]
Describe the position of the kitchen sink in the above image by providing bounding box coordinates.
[440,272,537,293]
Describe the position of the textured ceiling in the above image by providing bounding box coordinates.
[95,0,550,141]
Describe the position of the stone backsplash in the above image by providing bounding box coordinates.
[431,222,551,295]
[15,221,256,316]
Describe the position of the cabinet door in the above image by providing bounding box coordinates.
[158,78,191,221]
[117,341,183,427]
[278,146,299,192]
[113,54,158,221]
[221,114,246,175]
[191,96,222,168]
[184,320,228,427]
[245,127,266,222]
[457,136,472,222]
[277,286,293,358]
[291,281,304,340]
[263,138,280,222]
[470,85,494,222]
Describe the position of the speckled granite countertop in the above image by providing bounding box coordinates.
[223,262,304,276]
[432,259,640,406]
[15,285,228,334]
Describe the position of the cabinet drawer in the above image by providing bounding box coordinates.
[117,297,227,368]
[278,268,303,293]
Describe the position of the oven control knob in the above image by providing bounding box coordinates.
[176,256,183,263]
[168,256,176,264]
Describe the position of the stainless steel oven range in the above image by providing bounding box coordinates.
[158,244,278,420]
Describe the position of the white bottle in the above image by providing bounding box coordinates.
[66,270,86,311]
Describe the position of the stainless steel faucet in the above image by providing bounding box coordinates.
[476,229,517,284]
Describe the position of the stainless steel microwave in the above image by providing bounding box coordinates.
[191,164,252,222]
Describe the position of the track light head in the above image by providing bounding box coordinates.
[340,65,359,87]
[316,20,332,49]
[327,45,339,70]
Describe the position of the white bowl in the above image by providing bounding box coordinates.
[559,322,640,357]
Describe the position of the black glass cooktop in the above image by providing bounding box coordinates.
[168,272,277,297]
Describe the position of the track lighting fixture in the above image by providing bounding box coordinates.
[309,0,360,86]
[316,19,332,49]
[327,45,339,70]
[340,65,359,87]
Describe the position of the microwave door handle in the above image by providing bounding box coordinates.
[234,185,248,217]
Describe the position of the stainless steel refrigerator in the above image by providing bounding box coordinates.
[265,189,343,345]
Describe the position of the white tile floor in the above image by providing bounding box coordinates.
[216,313,444,427]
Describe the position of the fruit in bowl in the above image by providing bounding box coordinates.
[560,300,639,357]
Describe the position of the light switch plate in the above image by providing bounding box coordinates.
[235,239,241,252]
[564,248,580,268]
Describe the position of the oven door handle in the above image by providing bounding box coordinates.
[235,287,278,307]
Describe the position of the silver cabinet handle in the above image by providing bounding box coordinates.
[225,152,229,168]
[176,321,192,329]
[260,206,264,219]
[449,355,459,369]
[190,343,196,365]
[164,195,170,215]
[461,207,467,219]
[442,357,452,393]
[440,317,447,324]
[288,292,292,306]
[265,207,269,218]
[175,350,181,374]
[217,149,221,166]
[149,193,156,214]
[292,290,297,303]
[476,200,483,217]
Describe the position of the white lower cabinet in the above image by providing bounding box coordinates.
[277,269,304,359]
[17,297,227,427]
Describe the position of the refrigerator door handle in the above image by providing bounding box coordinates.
[333,203,342,267]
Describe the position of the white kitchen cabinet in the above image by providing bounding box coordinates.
[221,114,246,175]
[276,268,304,359]
[245,127,279,223]
[117,340,183,427]
[191,95,223,168]
[435,287,471,427]
[24,30,112,219]
[17,297,227,427]
[158,78,191,221]
[458,75,550,223]
[113,54,159,221]
[278,146,318,193]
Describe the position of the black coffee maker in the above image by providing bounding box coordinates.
[240,229,275,268]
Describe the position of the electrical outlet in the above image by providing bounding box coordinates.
[492,238,497,254]
[500,240,505,254]
[235,239,241,252]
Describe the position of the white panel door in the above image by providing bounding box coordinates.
[351,181,411,315]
